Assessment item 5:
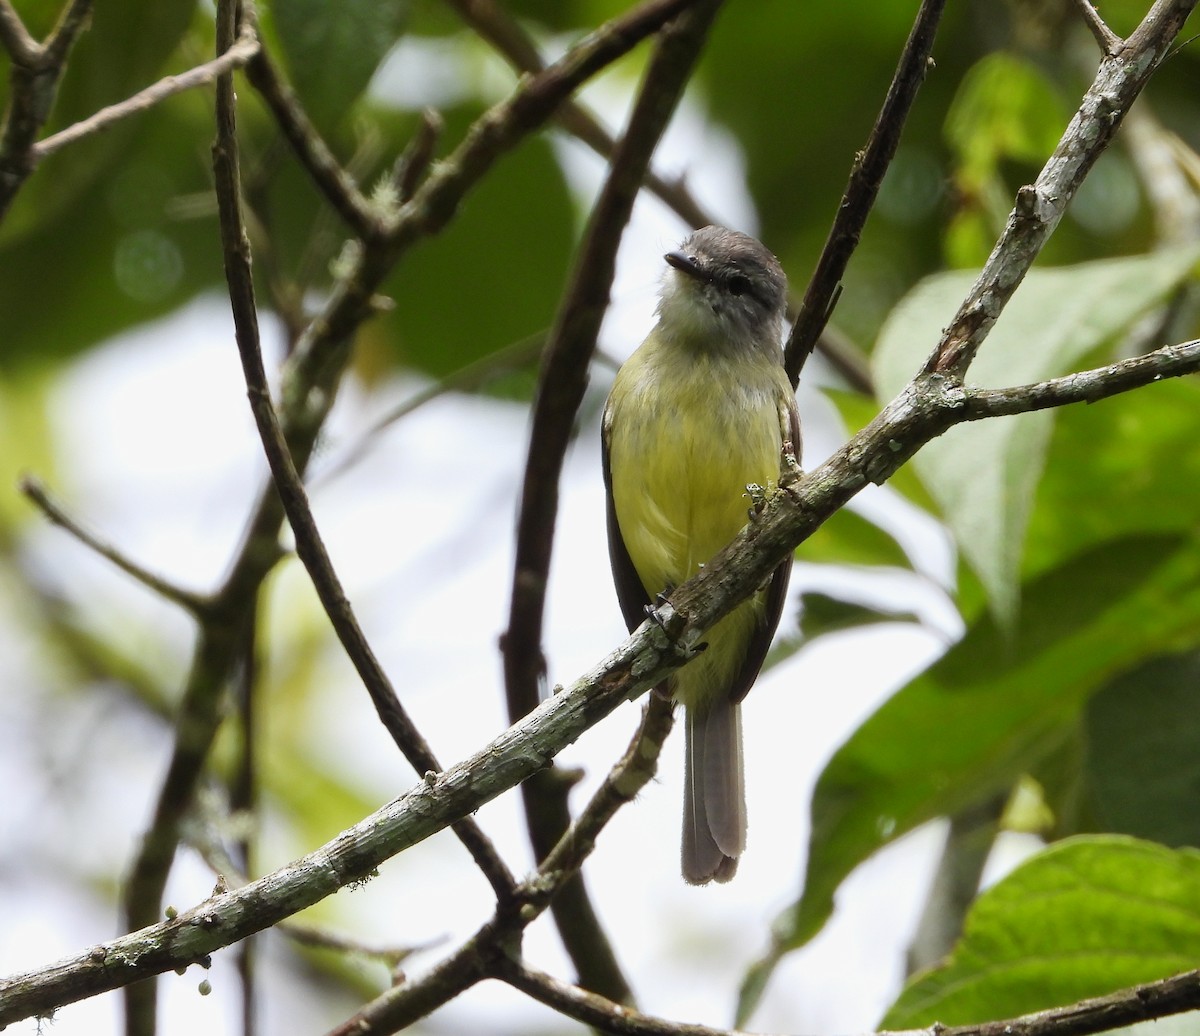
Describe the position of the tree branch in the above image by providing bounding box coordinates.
[210,0,516,903]
[783,0,946,386]
[501,0,724,1006]
[926,0,1196,377]
[959,337,1200,418]
[31,29,260,161]
[19,475,213,618]
[322,694,675,1036]
[500,960,752,1036]
[4,329,1200,1025]
[115,1,692,1019]
[0,1,40,65]
[1072,0,1124,55]
[241,20,379,238]
[0,0,93,221]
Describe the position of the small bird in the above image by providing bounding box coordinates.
[602,226,800,884]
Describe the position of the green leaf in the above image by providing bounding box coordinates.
[740,533,1200,1023]
[0,0,199,243]
[873,246,1200,626]
[796,591,921,640]
[1082,651,1200,848]
[1028,376,1200,576]
[945,53,1069,188]
[882,836,1200,1027]
[271,0,410,131]
[374,106,574,378]
[797,506,914,570]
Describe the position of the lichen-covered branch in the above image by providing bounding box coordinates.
[926,0,1197,376]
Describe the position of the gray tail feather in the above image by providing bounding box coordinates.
[682,699,746,885]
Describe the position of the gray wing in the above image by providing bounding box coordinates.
[729,392,801,705]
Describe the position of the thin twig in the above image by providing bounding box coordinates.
[501,0,724,1006]
[241,23,379,237]
[19,475,213,617]
[41,0,92,65]
[926,0,1197,377]
[959,338,1200,417]
[389,108,443,202]
[0,1,40,64]
[1072,0,1124,54]
[0,0,94,221]
[32,30,260,161]
[116,1,696,1023]
[500,960,752,1036]
[324,694,676,1036]
[783,0,946,385]
[210,0,517,904]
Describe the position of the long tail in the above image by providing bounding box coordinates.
[682,698,746,885]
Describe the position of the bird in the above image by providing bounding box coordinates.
[602,225,801,884]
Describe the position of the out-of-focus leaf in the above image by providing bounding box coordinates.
[883,836,1200,1027]
[1083,651,1200,848]
[874,246,1200,627]
[0,0,199,243]
[270,0,410,132]
[796,591,921,640]
[0,372,57,533]
[740,533,1200,1023]
[1027,376,1200,576]
[373,106,574,378]
[945,53,1068,189]
[797,506,913,570]
[821,390,940,513]
[0,93,219,366]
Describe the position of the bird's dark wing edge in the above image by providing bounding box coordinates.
[731,394,802,705]
[601,410,653,634]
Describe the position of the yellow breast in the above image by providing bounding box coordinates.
[606,333,789,601]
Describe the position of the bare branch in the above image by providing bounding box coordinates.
[501,0,724,1005]
[1072,0,1124,55]
[32,29,260,161]
[0,0,94,222]
[500,960,751,1036]
[926,0,1197,377]
[323,694,675,1036]
[241,23,379,238]
[19,475,213,617]
[210,0,516,903]
[0,1,40,65]
[783,0,946,385]
[389,107,443,202]
[960,337,1200,418]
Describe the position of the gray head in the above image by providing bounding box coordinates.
[655,225,787,355]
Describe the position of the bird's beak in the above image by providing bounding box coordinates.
[664,250,708,282]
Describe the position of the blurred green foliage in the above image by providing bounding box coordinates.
[4,0,1200,1030]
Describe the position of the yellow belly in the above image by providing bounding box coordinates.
[607,336,789,709]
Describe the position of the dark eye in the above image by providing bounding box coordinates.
[727,274,751,297]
